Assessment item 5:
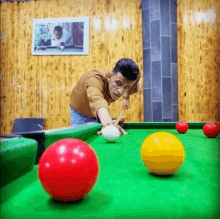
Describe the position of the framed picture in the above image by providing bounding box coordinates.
[32,17,89,55]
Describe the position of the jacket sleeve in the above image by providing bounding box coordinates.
[85,75,109,117]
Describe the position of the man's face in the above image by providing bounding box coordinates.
[54,30,62,39]
[108,72,136,100]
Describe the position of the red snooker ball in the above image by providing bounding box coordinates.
[176,122,189,134]
[203,123,219,138]
[38,138,99,202]
[215,123,220,135]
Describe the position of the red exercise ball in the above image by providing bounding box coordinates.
[38,138,99,202]
[203,123,219,138]
[176,122,189,134]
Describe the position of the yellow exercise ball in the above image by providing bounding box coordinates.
[141,132,185,175]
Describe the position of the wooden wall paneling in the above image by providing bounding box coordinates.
[104,1,112,71]
[41,56,48,128]
[3,3,9,132]
[187,0,195,122]
[0,0,144,134]
[41,0,49,128]
[55,55,61,128]
[19,1,25,119]
[209,0,220,122]
[0,3,8,133]
[48,56,54,129]
[16,1,23,119]
[177,0,185,121]
[31,0,39,119]
[6,3,12,131]
[25,1,34,118]
[3,3,8,131]
[120,0,133,120]
[13,2,19,122]
[186,0,193,122]
[109,0,143,122]
[54,0,61,129]
[110,0,128,119]
[192,0,200,121]
[49,0,56,129]
[106,0,114,72]
[206,0,218,120]
[130,0,143,122]
[108,0,123,119]
[36,0,43,121]
[9,3,15,130]
[59,1,73,126]
[68,0,81,126]
[68,0,85,124]
[96,0,104,69]
[195,0,208,121]
[177,0,220,122]
[0,3,4,132]
[216,0,220,121]
[31,0,41,118]
[90,0,97,69]
[93,0,99,70]
[66,0,74,123]
[34,0,41,120]
[23,1,29,118]
[82,1,95,73]
[21,1,26,118]
[63,0,71,126]
[8,3,13,124]
[62,0,69,126]
[132,0,143,122]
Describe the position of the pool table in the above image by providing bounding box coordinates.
[33,45,83,55]
[1,122,219,219]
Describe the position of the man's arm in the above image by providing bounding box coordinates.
[61,29,71,44]
[85,75,127,134]
[97,107,113,127]
[127,75,141,96]
[124,93,131,100]
[85,76,112,127]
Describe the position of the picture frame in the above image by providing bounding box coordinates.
[32,17,89,56]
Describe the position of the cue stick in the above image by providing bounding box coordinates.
[38,124,43,130]
[114,108,126,127]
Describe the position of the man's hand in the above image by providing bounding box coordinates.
[97,116,127,135]
[113,116,127,135]
[123,98,130,109]
[123,94,131,109]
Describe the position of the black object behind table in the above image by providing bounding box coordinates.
[1,132,45,164]
[12,118,44,133]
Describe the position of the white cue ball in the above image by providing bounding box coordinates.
[102,125,120,143]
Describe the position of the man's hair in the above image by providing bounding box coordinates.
[54,26,62,33]
[112,58,139,81]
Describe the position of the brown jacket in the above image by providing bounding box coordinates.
[70,70,139,117]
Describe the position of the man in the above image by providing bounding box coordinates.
[52,26,73,48]
[70,58,140,135]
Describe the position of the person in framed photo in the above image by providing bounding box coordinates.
[52,26,73,50]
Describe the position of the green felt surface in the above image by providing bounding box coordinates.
[0,137,37,186]
[44,123,101,149]
[1,125,220,219]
